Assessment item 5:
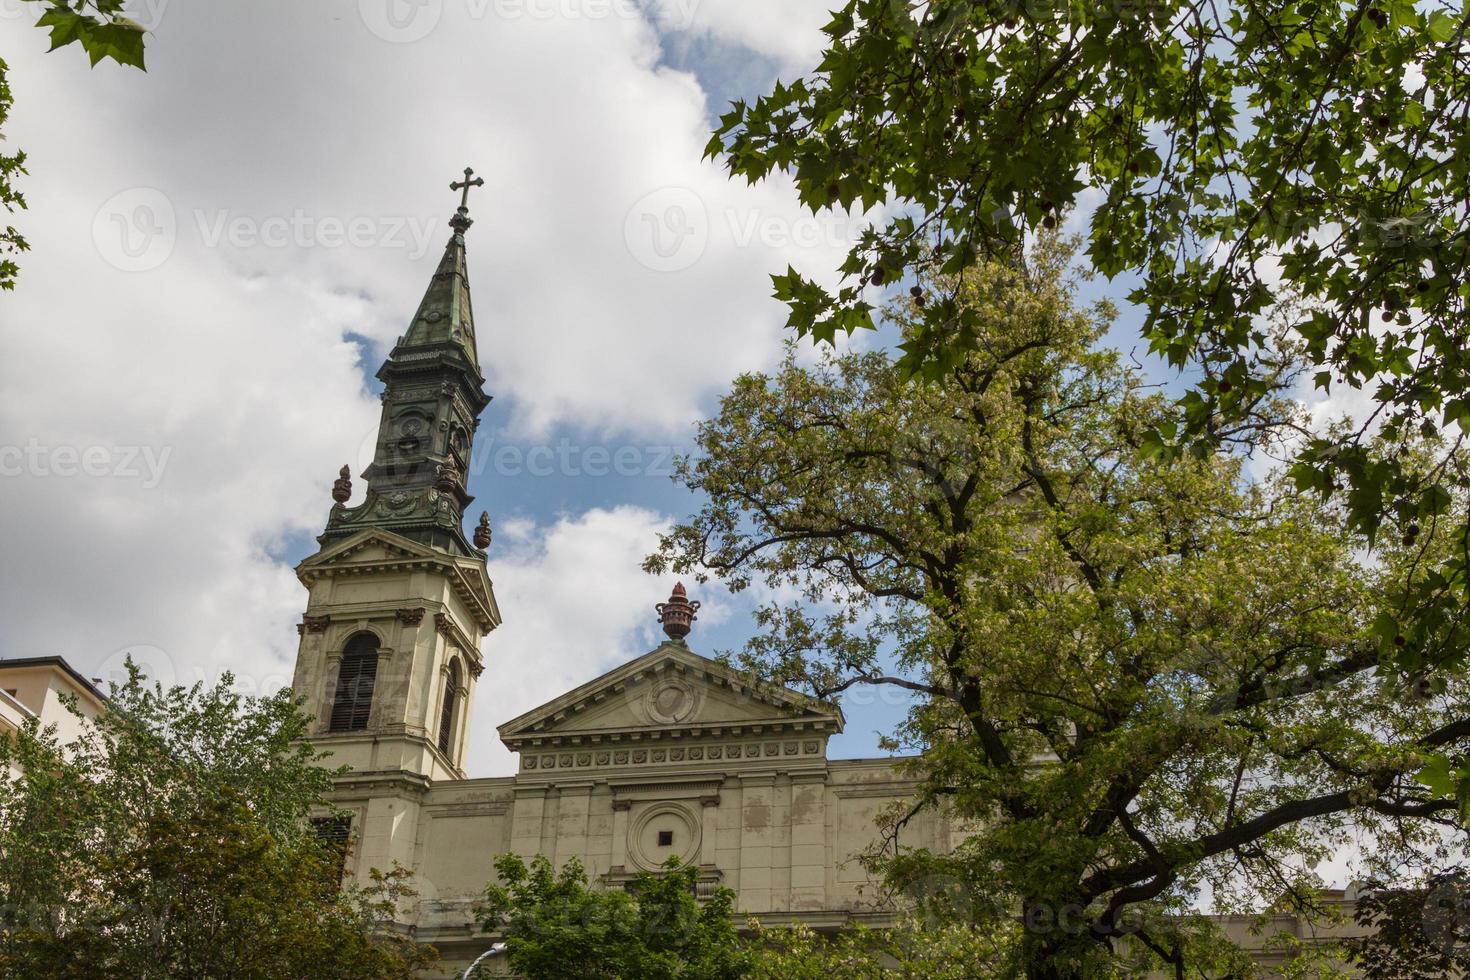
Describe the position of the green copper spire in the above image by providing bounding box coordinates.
[396,167,484,369]
[319,169,493,557]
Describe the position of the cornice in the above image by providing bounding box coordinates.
[499,644,843,740]
[516,732,833,776]
[503,717,840,751]
[299,547,499,635]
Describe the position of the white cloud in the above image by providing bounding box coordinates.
[0,1,858,721]
[647,0,834,72]
[468,506,675,775]
[646,0,840,71]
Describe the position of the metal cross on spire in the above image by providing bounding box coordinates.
[451,167,484,211]
[447,166,484,234]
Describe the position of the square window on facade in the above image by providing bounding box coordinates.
[657,830,674,847]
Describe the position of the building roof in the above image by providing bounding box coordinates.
[0,656,108,705]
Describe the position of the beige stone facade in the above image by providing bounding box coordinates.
[288,199,1364,977]
[0,657,106,776]
[289,532,947,974]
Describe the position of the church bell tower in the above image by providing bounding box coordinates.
[289,170,501,870]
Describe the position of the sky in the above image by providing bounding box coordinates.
[0,0,930,778]
[0,0,1392,899]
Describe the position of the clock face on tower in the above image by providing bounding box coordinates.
[395,416,426,455]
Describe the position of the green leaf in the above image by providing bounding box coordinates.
[34,8,86,52]
[31,5,148,70]
[1427,10,1455,42]
[1416,755,1455,797]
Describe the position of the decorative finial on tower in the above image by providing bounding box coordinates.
[655,582,700,641]
[449,166,485,234]
[331,465,352,504]
[435,461,462,494]
[474,512,492,550]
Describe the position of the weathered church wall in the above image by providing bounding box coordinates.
[376,756,945,974]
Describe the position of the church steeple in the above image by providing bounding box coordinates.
[291,169,501,798]
[320,168,492,557]
[399,167,482,368]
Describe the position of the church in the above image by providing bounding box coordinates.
[286,175,954,974]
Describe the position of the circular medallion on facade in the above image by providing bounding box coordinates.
[628,802,700,872]
[644,677,699,725]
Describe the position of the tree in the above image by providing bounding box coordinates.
[710,0,1470,705]
[0,1,148,289]
[0,59,28,292]
[648,240,1470,978]
[23,1,148,69]
[1346,869,1470,979]
[747,919,1013,979]
[0,662,435,979]
[475,854,751,980]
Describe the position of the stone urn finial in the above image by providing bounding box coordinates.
[331,465,352,504]
[435,462,461,494]
[473,511,492,550]
[655,583,700,641]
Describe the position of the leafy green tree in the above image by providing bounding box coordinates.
[648,241,1470,978]
[0,663,435,979]
[24,0,149,69]
[747,919,1013,979]
[0,59,28,292]
[710,0,1470,700]
[1346,869,1470,979]
[476,854,751,980]
[0,1,148,289]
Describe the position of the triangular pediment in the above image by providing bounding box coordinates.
[297,527,501,634]
[498,643,843,749]
[300,527,438,568]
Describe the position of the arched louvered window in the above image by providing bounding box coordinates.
[437,658,461,756]
[329,633,379,733]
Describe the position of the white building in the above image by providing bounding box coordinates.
[0,656,107,776]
